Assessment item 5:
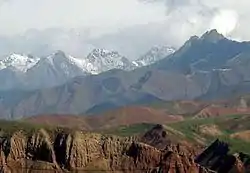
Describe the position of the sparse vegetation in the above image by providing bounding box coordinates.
[100,123,155,137]
[217,136,250,154]
[168,114,250,154]
[100,114,250,154]
[1,113,250,155]
[0,119,69,138]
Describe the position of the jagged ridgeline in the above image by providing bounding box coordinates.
[0,120,249,173]
[0,122,206,173]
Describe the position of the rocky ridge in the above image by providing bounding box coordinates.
[133,46,175,67]
[0,46,171,90]
[0,123,249,173]
[0,127,210,173]
[195,139,250,173]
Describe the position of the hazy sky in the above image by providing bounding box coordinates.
[0,0,249,59]
[0,0,166,35]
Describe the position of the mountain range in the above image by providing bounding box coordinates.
[1,29,250,119]
[0,46,174,90]
[1,29,250,173]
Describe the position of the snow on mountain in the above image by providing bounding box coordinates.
[0,51,90,90]
[0,47,174,78]
[37,49,135,76]
[83,49,135,74]
[0,49,136,89]
[133,46,175,67]
[22,51,92,89]
[40,51,88,74]
[0,47,174,90]
[0,54,39,72]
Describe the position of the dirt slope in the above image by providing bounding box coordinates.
[25,106,184,131]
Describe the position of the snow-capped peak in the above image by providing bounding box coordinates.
[0,53,39,72]
[86,49,122,62]
[84,48,134,74]
[0,46,176,77]
[44,50,69,65]
[0,49,135,76]
[43,49,135,75]
[38,50,89,75]
[133,46,176,67]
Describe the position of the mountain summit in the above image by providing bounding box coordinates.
[133,46,175,67]
[0,49,136,89]
[0,54,39,72]
[200,29,226,43]
[85,48,135,74]
[154,29,249,74]
[2,30,250,118]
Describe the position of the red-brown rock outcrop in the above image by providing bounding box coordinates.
[0,128,211,173]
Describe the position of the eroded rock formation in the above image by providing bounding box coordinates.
[0,128,211,173]
[195,139,250,173]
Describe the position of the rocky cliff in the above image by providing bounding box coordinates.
[195,139,250,173]
[0,121,250,173]
[0,128,210,173]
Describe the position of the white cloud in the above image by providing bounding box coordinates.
[0,0,249,59]
[0,0,166,36]
[209,9,238,36]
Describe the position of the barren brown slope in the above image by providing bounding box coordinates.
[24,106,184,131]
[86,106,184,130]
[148,100,208,116]
[195,106,250,118]
[147,99,250,118]
[163,97,250,118]
[23,99,250,133]
[24,114,92,130]
[194,95,250,118]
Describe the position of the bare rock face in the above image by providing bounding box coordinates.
[141,124,172,150]
[140,124,202,156]
[158,150,210,173]
[0,128,212,173]
[0,130,60,173]
[195,139,250,173]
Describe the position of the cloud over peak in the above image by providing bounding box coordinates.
[0,0,249,59]
[0,0,167,36]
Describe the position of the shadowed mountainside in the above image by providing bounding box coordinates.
[2,30,250,118]
[195,139,250,173]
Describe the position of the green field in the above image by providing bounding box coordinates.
[0,119,69,139]
[101,114,250,154]
[1,114,250,154]
[168,114,250,153]
[100,123,155,137]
